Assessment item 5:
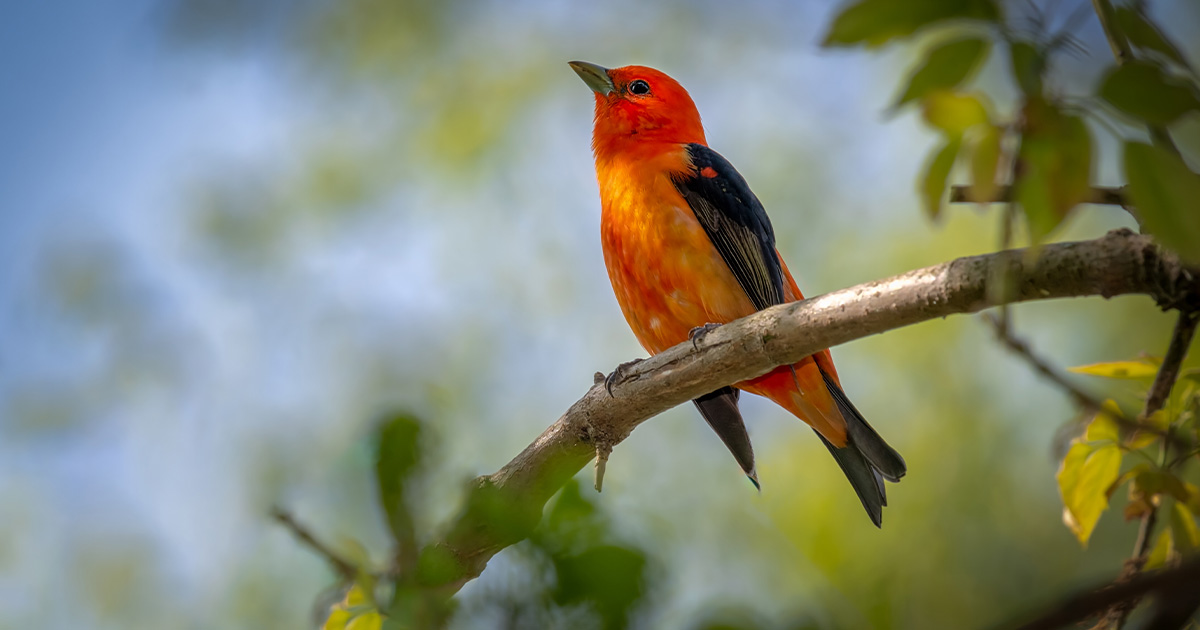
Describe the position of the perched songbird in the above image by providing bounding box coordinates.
[569,61,907,526]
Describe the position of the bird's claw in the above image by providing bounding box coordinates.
[689,322,723,349]
[604,358,644,397]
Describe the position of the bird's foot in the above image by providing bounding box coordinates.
[603,358,644,397]
[689,322,723,349]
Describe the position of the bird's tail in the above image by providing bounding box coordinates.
[818,369,906,527]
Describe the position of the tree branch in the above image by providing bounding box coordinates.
[949,185,1129,206]
[1006,554,1200,630]
[419,230,1197,595]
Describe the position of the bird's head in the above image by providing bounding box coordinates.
[569,61,706,159]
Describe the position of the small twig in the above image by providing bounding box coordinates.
[950,185,1129,206]
[594,445,611,492]
[1143,311,1199,421]
[270,505,359,581]
[983,313,1108,414]
[1008,554,1200,630]
[982,313,1194,452]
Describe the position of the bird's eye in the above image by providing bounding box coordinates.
[628,80,650,95]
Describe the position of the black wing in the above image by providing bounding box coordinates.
[672,143,784,311]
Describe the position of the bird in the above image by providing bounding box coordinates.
[569,61,906,526]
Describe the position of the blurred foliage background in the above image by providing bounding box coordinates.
[2,0,1198,628]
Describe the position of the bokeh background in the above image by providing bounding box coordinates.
[2,1,1198,628]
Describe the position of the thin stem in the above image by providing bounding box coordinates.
[270,505,360,582]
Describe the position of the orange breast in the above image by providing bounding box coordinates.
[597,151,755,354]
[595,147,848,445]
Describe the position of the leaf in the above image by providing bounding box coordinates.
[325,585,381,630]
[375,412,423,545]
[1069,359,1159,379]
[1124,142,1200,264]
[1085,401,1122,443]
[966,124,1002,203]
[1144,528,1172,570]
[920,136,962,219]
[1169,501,1200,554]
[553,545,648,630]
[1009,41,1045,95]
[1014,100,1092,241]
[894,38,990,108]
[1127,410,1169,450]
[1099,61,1200,126]
[346,611,384,630]
[1058,441,1122,546]
[822,0,1000,48]
[1114,7,1192,71]
[922,91,990,135]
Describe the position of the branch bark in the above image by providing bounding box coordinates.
[418,229,1197,594]
[949,185,1129,206]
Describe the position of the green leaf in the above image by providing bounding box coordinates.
[920,136,962,219]
[894,38,990,107]
[1124,141,1200,264]
[375,412,423,545]
[1085,405,1121,443]
[1014,101,1092,241]
[822,0,999,48]
[1099,61,1200,126]
[1068,359,1159,379]
[553,545,648,630]
[922,92,990,135]
[1144,528,1172,570]
[1009,41,1045,96]
[1058,441,1122,546]
[1114,7,1192,71]
[1169,501,1200,554]
[967,124,1002,203]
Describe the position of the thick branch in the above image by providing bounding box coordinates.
[1008,554,1200,630]
[422,230,1196,594]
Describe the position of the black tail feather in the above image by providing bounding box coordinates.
[817,431,886,528]
[820,370,907,483]
[693,387,759,489]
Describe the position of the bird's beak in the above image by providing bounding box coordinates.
[569,61,615,96]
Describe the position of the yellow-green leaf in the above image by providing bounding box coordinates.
[920,136,962,219]
[1058,441,1122,546]
[346,611,385,630]
[894,38,990,108]
[922,91,990,135]
[1100,61,1200,126]
[1124,141,1200,264]
[966,124,1002,203]
[1014,100,1092,241]
[1169,501,1200,554]
[1068,359,1158,379]
[1144,528,1172,570]
[1085,404,1121,443]
[325,609,353,630]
